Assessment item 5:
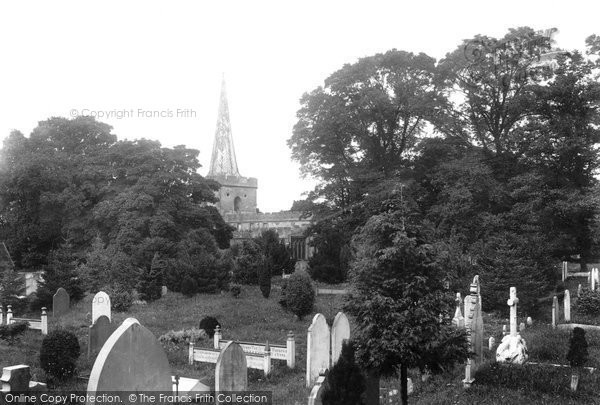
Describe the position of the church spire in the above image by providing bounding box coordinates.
[208,75,241,177]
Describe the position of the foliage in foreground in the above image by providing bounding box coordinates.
[40,329,81,382]
[346,208,470,380]
[322,340,366,405]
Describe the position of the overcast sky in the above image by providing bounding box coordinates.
[0,1,598,212]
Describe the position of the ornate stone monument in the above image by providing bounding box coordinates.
[463,276,484,388]
[496,287,528,364]
[452,292,465,328]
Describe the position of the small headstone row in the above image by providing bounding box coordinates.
[551,290,572,329]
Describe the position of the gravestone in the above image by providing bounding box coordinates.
[519,322,525,332]
[92,291,111,324]
[161,286,168,297]
[52,287,70,317]
[564,289,571,322]
[215,341,247,392]
[331,312,350,366]
[496,287,528,364]
[464,277,483,364]
[308,372,326,405]
[0,365,47,392]
[87,315,114,358]
[526,316,533,326]
[463,276,484,388]
[578,284,582,297]
[552,296,559,328]
[488,337,495,351]
[306,313,330,387]
[87,318,172,393]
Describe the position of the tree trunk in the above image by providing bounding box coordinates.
[401,363,408,405]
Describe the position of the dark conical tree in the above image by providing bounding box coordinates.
[137,253,163,302]
[258,260,271,299]
[0,269,27,314]
[35,246,84,309]
[322,340,366,405]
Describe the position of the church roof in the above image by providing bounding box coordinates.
[208,75,241,177]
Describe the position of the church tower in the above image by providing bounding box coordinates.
[207,76,258,214]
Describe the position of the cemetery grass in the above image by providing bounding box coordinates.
[0,278,346,403]
[3,275,600,404]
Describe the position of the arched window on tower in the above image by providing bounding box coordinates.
[234,196,242,212]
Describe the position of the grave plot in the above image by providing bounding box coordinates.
[1,305,48,335]
[189,325,297,376]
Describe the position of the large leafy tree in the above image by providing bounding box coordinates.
[0,116,233,290]
[437,27,554,162]
[519,45,600,268]
[0,117,116,268]
[289,49,444,208]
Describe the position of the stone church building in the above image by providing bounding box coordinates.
[206,78,312,260]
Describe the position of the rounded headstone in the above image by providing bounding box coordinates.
[526,316,533,326]
[306,313,330,387]
[331,312,350,365]
[215,341,247,392]
[92,291,111,324]
[52,287,70,317]
[87,318,171,393]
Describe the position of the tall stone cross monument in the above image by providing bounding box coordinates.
[508,287,518,337]
[496,287,528,364]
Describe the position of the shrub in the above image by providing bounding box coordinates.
[230,283,242,299]
[0,321,29,344]
[576,289,600,315]
[567,327,589,368]
[102,285,133,312]
[258,265,271,299]
[180,275,198,297]
[231,240,265,285]
[40,330,80,381]
[280,271,315,320]
[199,316,221,339]
[322,341,366,405]
[159,328,207,346]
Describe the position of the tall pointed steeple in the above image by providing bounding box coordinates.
[208,75,241,177]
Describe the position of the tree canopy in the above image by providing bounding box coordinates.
[0,116,233,297]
